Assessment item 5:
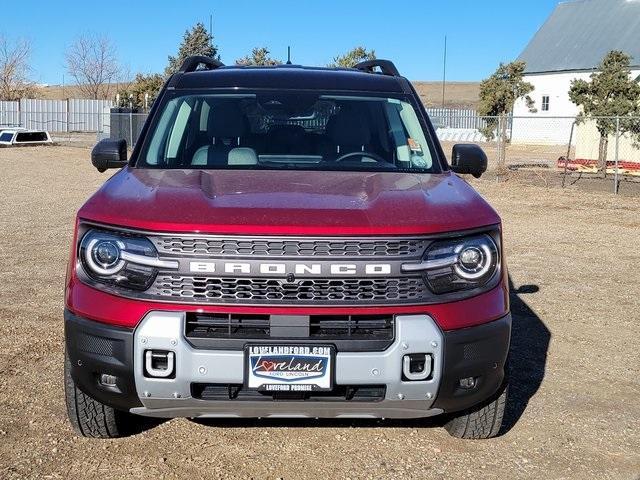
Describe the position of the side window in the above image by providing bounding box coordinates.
[145,99,179,165]
[199,100,210,132]
[396,101,433,169]
[384,103,411,162]
[166,101,193,159]
[383,100,433,169]
[541,95,550,112]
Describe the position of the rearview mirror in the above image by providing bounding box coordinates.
[450,144,487,178]
[91,139,128,173]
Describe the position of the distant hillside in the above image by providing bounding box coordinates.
[412,82,480,109]
[35,84,120,100]
[32,81,481,110]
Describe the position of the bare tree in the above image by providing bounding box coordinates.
[65,34,120,99]
[0,35,36,100]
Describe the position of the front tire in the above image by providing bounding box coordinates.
[64,352,140,438]
[443,383,508,439]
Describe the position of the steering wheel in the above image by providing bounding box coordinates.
[334,151,388,164]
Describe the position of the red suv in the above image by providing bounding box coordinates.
[64,57,510,439]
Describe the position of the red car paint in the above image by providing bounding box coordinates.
[65,168,508,331]
[77,168,500,235]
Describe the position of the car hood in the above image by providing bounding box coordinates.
[79,168,500,235]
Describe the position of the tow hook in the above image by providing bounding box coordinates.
[144,350,175,378]
[402,353,432,381]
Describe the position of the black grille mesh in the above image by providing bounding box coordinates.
[185,313,394,340]
[151,236,428,258]
[75,333,116,357]
[149,276,428,304]
[192,384,386,402]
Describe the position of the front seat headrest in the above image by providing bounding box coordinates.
[228,147,258,165]
[326,106,371,146]
[208,102,246,138]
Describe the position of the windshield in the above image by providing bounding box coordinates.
[139,92,438,173]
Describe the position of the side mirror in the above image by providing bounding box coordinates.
[450,144,487,178]
[91,139,128,173]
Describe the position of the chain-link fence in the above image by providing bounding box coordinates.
[432,113,640,194]
[2,102,639,194]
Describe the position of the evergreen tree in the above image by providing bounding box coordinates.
[328,47,376,68]
[165,23,219,75]
[569,50,640,176]
[235,47,281,66]
[117,73,165,109]
[478,61,535,170]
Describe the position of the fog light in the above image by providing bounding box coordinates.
[459,376,477,389]
[100,374,118,386]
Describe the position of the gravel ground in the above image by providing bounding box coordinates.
[0,146,639,480]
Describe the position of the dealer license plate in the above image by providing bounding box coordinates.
[246,345,334,392]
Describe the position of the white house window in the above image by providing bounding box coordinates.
[541,95,550,112]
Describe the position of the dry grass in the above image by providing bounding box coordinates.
[33,84,121,101]
[413,82,480,109]
[0,145,638,479]
[32,81,481,109]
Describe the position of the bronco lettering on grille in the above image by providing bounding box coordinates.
[188,261,392,276]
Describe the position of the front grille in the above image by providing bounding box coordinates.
[150,276,428,304]
[151,236,428,258]
[309,315,394,340]
[186,313,394,341]
[184,313,395,351]
[186,314,271,339]
[192,383,386,402]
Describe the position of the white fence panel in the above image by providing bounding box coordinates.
[426,108,485,129]
[0,100,20,127]
[20,99,67,132]
[69,99,113,132]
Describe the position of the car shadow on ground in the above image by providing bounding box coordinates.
[188,277,550,435]
[501,277,550,434]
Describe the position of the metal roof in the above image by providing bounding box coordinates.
[174,66,405,93]
[518,0,640,74]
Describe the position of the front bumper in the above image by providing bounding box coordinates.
[65,310,510,419]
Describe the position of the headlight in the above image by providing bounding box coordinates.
[79,229,177,291]
[403,233,500,295]
[84,237,125,275]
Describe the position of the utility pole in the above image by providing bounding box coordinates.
[209,14,213,49]
[442,35,447,109]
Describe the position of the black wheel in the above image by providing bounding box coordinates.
[443,383,508,440]
[64,351,140,438]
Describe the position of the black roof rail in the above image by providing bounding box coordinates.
[179,55,224,73]
[353,59,400,77]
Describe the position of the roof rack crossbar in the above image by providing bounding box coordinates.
[353,59,400,77]
[179,55,224,73]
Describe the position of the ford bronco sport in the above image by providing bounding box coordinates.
[64,56,511,440]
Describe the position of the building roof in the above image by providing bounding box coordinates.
[518,0,640,74]
[174,65,406,93]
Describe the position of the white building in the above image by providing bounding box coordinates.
[511,0,640,145]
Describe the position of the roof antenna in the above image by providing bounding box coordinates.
[286,46,292,65]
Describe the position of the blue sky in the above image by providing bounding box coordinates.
[3,0,560,84]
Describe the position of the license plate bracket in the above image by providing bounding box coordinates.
[245,344,334,392]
